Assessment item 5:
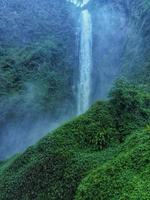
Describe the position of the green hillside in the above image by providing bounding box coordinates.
[0,80,149,200]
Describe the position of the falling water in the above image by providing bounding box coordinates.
[68,0,92,114]
[77,9,92,114]
[68,0,90,7]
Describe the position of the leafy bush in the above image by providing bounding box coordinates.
[109,79,150,141]
[70,101,114,150]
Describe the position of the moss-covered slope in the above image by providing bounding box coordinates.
[0,81,149,200]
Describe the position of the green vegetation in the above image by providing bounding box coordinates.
[0,35,76,159]
[109,79,150,141]
[0,0,77,158]
[0,80,149,200]
[75,127,150,200]
[0,37,75,119]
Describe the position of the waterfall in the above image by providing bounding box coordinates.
[68,0,90,7]
[68,0,92,114]
[77,9,92,114]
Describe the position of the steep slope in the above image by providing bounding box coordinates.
[76,127,150,200]
[0,81,149,200]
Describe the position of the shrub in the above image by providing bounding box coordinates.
[109,79,150,142]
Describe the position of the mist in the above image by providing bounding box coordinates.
[91,1,144,101]
[0,0,77,159]
[0,81,71,160]
[0,0,147,160]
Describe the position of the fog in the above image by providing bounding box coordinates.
[91,2,144,101]
[0,81,70,160]
[0,0,76,160]
[0,0,145,159]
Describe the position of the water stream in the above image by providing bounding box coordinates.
[69,0,92,114]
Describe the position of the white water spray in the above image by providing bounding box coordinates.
[68,0,92,114]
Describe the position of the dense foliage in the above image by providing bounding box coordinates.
[76,127,150,200]
[0,81,149,199]
[0,0,77,120]
[0,35,78,159]
[0,0,78,159]
[109,79,150,141]
[0,0,76,46]
[0,39,75,116]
